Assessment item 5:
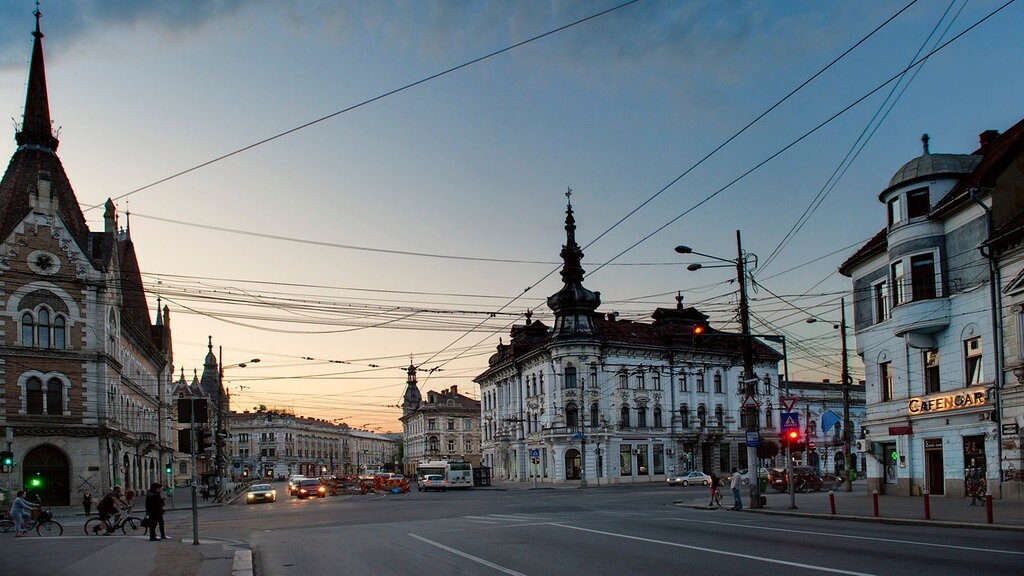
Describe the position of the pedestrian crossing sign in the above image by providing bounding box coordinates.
[780,411,800,430]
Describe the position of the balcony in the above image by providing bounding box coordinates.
[890,297,949,348]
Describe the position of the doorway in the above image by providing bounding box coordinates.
[564,449,581,480]
[23,445,70,506]
[924,439,944,495]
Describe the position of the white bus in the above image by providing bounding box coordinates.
[417,460,473,488]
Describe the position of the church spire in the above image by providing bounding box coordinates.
[546,189,601,336]
[16,6,59,152]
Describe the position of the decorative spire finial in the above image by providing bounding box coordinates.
[921,133,930,154]
[676,291,683,309]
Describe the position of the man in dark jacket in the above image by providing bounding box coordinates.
[145,483,165,541]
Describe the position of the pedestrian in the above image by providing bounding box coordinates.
[201,485,209,502]
[708,473,722,507]
[82,492,93,516]
[9,490,39,537]
[145,482,165,541]
[729,467,743,510]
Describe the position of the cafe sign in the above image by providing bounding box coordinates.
[908,386,987,415]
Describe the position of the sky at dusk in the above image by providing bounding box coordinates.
[1,1,1021,432]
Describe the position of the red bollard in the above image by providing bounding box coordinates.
[986,494,993,524]
[829,490,836,515]
[923,490,931,520]
[872,489,879,517]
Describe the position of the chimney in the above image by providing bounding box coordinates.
[450,385,458,395]
[822,379,830,383]
[979,130,1000,148]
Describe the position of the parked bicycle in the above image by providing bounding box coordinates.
[0,508,63,536]
[84,505,144,536]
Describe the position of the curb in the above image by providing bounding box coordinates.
[232,548,253,576]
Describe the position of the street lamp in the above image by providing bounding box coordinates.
[676,230,762,509]
[806,298,854,492]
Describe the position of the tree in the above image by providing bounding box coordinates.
[757,439,779,463]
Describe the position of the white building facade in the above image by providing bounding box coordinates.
[476,200,780,485]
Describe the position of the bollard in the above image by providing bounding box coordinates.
[872,489,879,517]
[985,493,993,524]
[829,490,836,515]
[923,490,930,520]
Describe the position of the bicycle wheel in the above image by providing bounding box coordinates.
[36,519,63,537]
[84,517,108,535]
[0,519,15,533]
[121,516,144,535]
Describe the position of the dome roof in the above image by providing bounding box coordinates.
[887,153,980,189]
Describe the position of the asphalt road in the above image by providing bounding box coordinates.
[183,482,1024,576]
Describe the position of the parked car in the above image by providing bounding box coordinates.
[727,467,771,485]
[295,478,327,499]
[768,466,824,492]
[420,474,448,492]
[246,483,276,504]
[666,471,712,486]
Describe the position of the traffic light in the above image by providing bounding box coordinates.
[165,464,173,475]
[0,450,13,473]
[781,429,801,450]
[197,429,213,452]
[28,473,43,489]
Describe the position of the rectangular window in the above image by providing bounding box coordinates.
[965,337,983,386]
[636,373,645,389]
[696,374,705,393]
[679,375,688,392]
[888,196,903,227]
[447,440,455,452]
[911,253,937,300]
[891,261,905,306]
[923,349,940,394]
[590,366,598,388]
[464,419,472,430]
[652,373,661,390]
[427,418,436,431]
[713,373,723,394]
[907,188,930,218]
[618,372,628,389]
[880,361,893,402]
[447,419,455,430]
[1018,305,1024,360]
[874,281,889,322]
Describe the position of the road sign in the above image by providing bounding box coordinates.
[808,441,817,450]
[745,431,760,447]
[531,457,540,464]
[530,449,540,458]
[780,411,800,430]
[741,395,759,409]
[780,397,797,412]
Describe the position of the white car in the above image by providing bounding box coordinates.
[667,471,712,486]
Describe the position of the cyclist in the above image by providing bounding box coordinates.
[97,485,127,535]
[708,473,722,508]
[9,490,39,537]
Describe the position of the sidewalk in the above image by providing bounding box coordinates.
[676,485,1024,531]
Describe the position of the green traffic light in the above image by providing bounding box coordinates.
[889,450,898,462]
[29,477,42,488]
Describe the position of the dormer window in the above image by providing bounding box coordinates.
[906,188,930,218]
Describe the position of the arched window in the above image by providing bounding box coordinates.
[680,404,690,428]
[697,405,707,427]
[715,405,724,426]
[428,436,439,452]
[637,406,648,427]
[620,404,631,427]
[22,312,34,346]
[53,315,66,349]
[564,365,577,388]
[37,308,50,348]
[565,402,579,427]
[765,405,774,429]
[713,372,722,393]
[653,406,663,428]
[590,403,600,428]
[27,377,44,414]
[46,378,63,415]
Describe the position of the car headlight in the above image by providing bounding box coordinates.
[247,493,254,499]
[271,490,276,496]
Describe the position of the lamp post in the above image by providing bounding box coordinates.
[217,353,260,497]
[676,229,762,508]
[806,297,853,492]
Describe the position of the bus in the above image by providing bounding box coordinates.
[417,460,473,489]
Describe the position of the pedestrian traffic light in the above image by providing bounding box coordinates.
[0,450,13,472]
[165,464,173,475]
[28,473,43,489]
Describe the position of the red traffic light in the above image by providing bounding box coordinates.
[693,325,705,335]
[786,430,799,441]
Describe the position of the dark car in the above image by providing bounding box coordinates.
[295,478,327,499]
[769,466,824,492]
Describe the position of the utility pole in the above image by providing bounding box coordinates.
[736,230,761,509]
[840,298,853,492]
[579,360,587,488]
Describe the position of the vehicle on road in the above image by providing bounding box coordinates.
[666,471,712,486]
[768,466,824,492]
[417,460,473,489]
[296,478,327,499]
[287,475,306,496]
[84,504,143,536]
[246,484,277,504]
[420,474,448,492]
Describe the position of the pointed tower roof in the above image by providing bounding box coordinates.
[401,360,422,415]
[546,189,600,335]
[199,336,222,399]
[0,8,91,252]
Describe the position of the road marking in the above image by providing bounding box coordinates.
[663,518,1024,556]
[409,533,529,576]
[551,523,880,576]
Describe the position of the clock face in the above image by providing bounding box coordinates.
[27,250,60,275]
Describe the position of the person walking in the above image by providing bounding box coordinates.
[82,492,93,516]
[729,467,743,510]
[9,490,39,537]
[145,483,165,541]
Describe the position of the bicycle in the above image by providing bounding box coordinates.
[707,488,723,508]
[0,509,63,536]
[84,505,144,536]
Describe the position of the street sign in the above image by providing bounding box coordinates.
[808,441,816,450]
[531,457,540,464]
[780,397,797,412]
[530,449,540,458]
[1002,423,1019,436]
[780,411,800,431]
[745,430,760,447]
[741,395,759,409]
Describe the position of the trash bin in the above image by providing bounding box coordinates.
[759,477,767,493]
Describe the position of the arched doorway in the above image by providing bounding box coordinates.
[23,445,70,505]
[564,449,581,480]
